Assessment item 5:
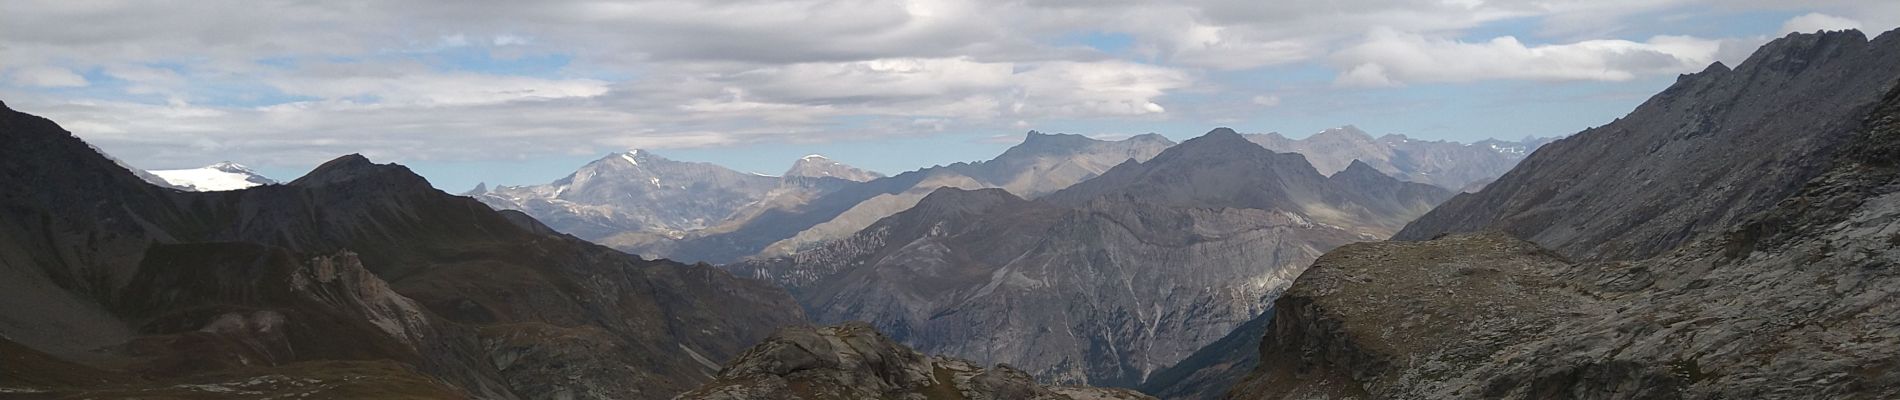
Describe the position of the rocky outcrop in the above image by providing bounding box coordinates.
[1227,29,1900,399]
[678,322,1154,400]
[1244,126,1552,191]
[732,129,1451,387]
[0,100,805,399]
[634,131,1175,264]
[1395,29,1900,262]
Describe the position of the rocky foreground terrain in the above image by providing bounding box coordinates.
[1224,28,1900,399]
[0,100,803,399]
[678,322,1154,400]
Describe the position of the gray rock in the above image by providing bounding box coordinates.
[1395,29,1900,262]
[1227,28,1900,400]
[677,322,1155,400]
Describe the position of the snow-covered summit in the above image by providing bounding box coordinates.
[150,161,279,191]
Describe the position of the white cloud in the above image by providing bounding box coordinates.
[1781,13,1863,34]
[493,34,531,46]
[7,65,88,87]
[1331,28,1723,87]
[268,71,610,107]
[3,0,1895,171]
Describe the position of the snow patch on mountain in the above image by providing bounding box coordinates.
[150,162,278,191]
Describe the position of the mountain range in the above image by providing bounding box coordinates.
[1244,126,1554,191]
[0,100,804,399]
[727,129,1453,387]
[7,24,1891,400]
[484,129,1542,266]
[483,131,1179,264]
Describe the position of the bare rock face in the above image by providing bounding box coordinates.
[0,100,804,399]
[678,322,1154,400]
[1227,31,1900,400]
[1395,29,1900,262]
[731,129,1451,387]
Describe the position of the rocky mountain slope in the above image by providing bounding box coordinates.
[146,161,279,191]
[1245,126,1552,191]
[1395,29,1900,262]
[0,100,803,399]
[1223,28,1900,399]
[679,322,1154,400]
[1232,84,1900,399]
[629,131,1176,264]
[729,129,1452,387]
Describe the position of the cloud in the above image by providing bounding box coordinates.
[267,69,611,107]
[1331,28,1723,87]
[1781,13,1864,34]
[7,65,88,87]
[3,0,1896,172]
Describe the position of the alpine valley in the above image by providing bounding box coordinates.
[4,6,1900,400]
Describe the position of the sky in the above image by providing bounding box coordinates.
[2,1,1896,191]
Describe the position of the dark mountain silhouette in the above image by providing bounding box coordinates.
[0,100,803,399]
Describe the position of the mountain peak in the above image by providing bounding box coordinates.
[1128,132,1173,143]
[1182,127,1253,148]
[1331,159,1389,181]
[1018,130,1095,147]
[148,161,278,191]
[206,161,256,174]
[1312,125,1373,141]
[289,154,431,189]
[1739,29,1871,75]
[785,154,881,181]
[1109,127,1276,176]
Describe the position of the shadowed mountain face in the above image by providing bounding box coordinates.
[728,129,1451,387]
[1219,28,1900,399]
[678,322,1155,400]
[621,131,1178,264]
[0,101,803,399]
[1395,29,1900,262]
[1244,126,1553,191]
